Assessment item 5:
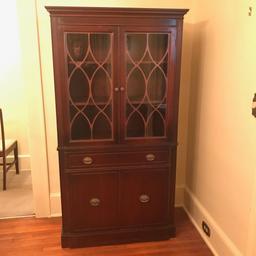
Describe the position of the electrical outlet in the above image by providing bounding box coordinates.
[252,93,256,118]
[202,221,211,237]
[248,6,253,16]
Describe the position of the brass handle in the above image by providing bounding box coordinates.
[139,194,150,203]
[83,156,93,165]
[90,198,100,207]
[146,153,155,161]
[120,87,125,91]
[114,87,119,92]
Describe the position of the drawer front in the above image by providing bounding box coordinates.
[120,168,169,227]
[65,172,118,231]
[65,150,169,169]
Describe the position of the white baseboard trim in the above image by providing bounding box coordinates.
[49,185,185,217]
[184,187,242,256]
[6,154,31,171]
[175,185,185,207]
[50,192,62,217]
[0,214,35,220]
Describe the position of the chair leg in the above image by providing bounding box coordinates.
[14,142,19,175]
[3,156,6,191]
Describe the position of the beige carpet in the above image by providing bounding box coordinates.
[0,170,34,218]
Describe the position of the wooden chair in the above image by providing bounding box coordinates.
[0,109,19,190]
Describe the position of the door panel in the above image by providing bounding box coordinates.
[119,27,176,143]
[120,168,169,226]
[65,172,118,231]
[61,26,118,145]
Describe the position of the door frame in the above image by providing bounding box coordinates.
[16,0,51,217]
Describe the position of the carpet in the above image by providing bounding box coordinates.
[0,170,34,218]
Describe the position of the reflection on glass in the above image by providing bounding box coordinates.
[147,68,166,102]
[69,69,89,103]
[148,34,168,62]
[67,34,88,61]
[127,34,146,61]
[71,114,91,140]
[66,32,113,141]
[90,34,111,62]
[93,114,112,139]
[127,69,145,102]
[126,33,169,138]
[92,69,111,105]
[126,112,145,137]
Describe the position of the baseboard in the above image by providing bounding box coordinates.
[50,185,185,217]
[175,185,185,207]
[50,192,61,217]
[6,154,31,171]
[0,214,35,220]
[183,187,243,256]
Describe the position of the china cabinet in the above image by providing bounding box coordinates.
[46,6,188,248]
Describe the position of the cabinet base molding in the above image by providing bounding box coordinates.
[62,225,176,248]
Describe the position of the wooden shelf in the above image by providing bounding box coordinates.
[71,102,110,106]
[127,61,167,64]
[127,100,166,105]
[69,61,111,65]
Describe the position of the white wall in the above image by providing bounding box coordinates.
[16,0,50,216]
[184,0,256,255]
[0,0,30,171]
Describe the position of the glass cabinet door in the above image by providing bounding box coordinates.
[123,32,171,140]
[66,32,114,142]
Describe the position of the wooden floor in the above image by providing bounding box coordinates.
[0,208,213,256]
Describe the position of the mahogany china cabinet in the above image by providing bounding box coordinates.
[46,6,188,248]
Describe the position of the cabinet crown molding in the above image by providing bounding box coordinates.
[45,6,189,18]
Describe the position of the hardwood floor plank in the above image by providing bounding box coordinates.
[0,208,213,256]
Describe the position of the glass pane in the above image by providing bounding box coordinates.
[93,114,112,139]
[67,34,88,61]
[66,32,113,141]
[147,68,166,102]
[127,34,146,62]
[148,34,168,62]
[69,69,89,103]
[146,111,165,136]
[83,105,99,123]
[90,34,111,62]
[92,68,111,105]
[127,69,145,102]
[125,33,169,138]
[127,112,145,137]
[71,114,91,140]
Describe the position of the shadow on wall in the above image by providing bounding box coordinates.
[185,21,208,192]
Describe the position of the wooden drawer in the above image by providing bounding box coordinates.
[65,150,169,169]
[120,168,169,227]
[65,172,118,231]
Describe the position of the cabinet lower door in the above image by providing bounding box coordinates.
[65,172,118,231]
[120,168,169,227]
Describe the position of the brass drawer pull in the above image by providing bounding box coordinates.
[83,156,93,165]
[139,194,150,203]
[146,154,155,161]
[90,198,100,207]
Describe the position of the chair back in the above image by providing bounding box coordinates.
[0,109,5,152]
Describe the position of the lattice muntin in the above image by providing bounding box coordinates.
[125,33,169,138]
[66,33,113,141]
